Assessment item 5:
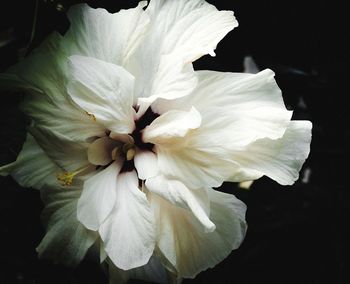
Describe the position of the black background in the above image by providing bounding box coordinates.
[1,0,349,283]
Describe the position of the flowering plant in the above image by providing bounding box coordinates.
[0,0,312,283]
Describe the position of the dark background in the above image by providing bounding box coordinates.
[1,0,349,283]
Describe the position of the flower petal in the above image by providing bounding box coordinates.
[29,126,89,173]
[159,69,293,145]
[134,149,159,180]
[136,59,198,117]
[146,175,214,232]
[0,73,42,93]
[143,106,201,145]
[77,161,122,231]
[108,255,168,284]
[151,69,302,188]
[149,188,247,278]
[87,137,119,166]
[131,0,237,114]
[231,120,312,185]
[146,0,238,61]
[38,184,98,266]
[64,2,149,65]
[99,171,155,270]
[5,32,106,141]
[22,93,106,142]
[0,134,58,190]
[155,145,235,188]
[67,55,135,134]
[6,32,67,101]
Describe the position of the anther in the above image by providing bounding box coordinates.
[57,166,89,186]
[126,148,136,161]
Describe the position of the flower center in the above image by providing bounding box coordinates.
[121,107,159,172]
[57,108,159,186]
[132,107,159,150]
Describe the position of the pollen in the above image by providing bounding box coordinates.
[57,166,89,186]
[57,171,75,186]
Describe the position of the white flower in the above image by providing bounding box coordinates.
[0,0,312,282]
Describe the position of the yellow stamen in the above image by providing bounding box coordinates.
[122,143,134,153]
[57,166,89,186]
[126,148,136,161]
[122,143,136,161]
[85,111,96,122]
[57,171,75,186]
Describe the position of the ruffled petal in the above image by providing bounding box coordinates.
[108,255,168,284]
[38,183,98,266]
[146,175,214,232]
[2,33,104,141]
[159,69,293,145]
[6,32,67,102]
[0,134,58,190]
[149,189,247,278]
[3,32,106,141]
[136,59,198,117]
[134,149,158,180]
[152,69,304,187]
[77,161,123,231]
[64,1,149,65]
[143,107,201,145]
[22,93,106,141]
[155,145,235,188]
[67,55,135,134]
[230,121,312,185]
[87,137,119,166]
[131,0,237,114]
[99,171,155,270]
[29,126,89,173]
[0,73,42,93]
[146,0,238,61]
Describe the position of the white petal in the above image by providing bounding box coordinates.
[162,69,293,145]
[29,126,89,173]
[5,32,106,141]
[109,255,168,284]
[109,132,134,144]
[134,149,158,180]
[146,0,238,62]
[67,55,135,134]
[22,94,106,141]
[0,134,58,190]
[231,120,312,185]
[7,32,68,102]
[38,185,98,266]
[149,189,247,278]
[64,2,149,65]
[146,175,215,232]
[152,69,309,187]
[155,146,234,188]
[77,161,122,231]
[143,107,201,145]
[0,73,42,93]
[131,0,237,112]
[136,59,198,117]
[87,137,119,166]
[99,171,155,270]
[243,55,260,74]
